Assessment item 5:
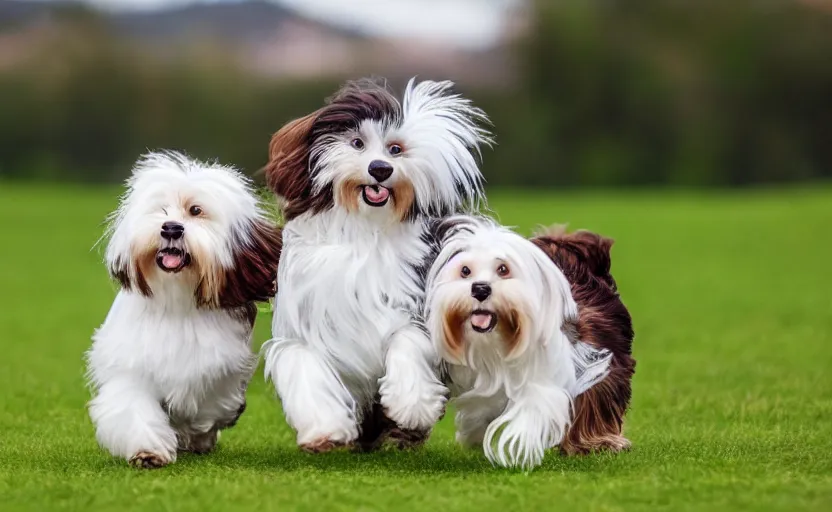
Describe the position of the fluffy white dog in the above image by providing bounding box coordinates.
[86,151,282,468]
[425,215,612,469]
[262,78,492,452]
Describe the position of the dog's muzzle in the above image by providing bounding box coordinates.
[156,221,191,273]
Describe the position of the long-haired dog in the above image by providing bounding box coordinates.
[86,152,282,468]
[425,215,630,469]
[262,77,492,452]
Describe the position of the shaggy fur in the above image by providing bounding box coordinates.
[86,151,281,468]
[425,215,613,469]
[531,227,636,455]
[262,77,492,452]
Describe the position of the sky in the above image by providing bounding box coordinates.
[29,0,521,50]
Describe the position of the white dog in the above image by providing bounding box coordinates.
[86,151,282,468]
[262,78,492,452]
[425,215,612,469]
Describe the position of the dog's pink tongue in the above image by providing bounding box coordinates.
[161,253,183,269]
[364,186,390,203]
[471,313,493,330]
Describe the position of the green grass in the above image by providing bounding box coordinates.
[0,183,830,511]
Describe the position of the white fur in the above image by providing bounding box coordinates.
[264,78,492,446]
[425,215,612,470]
[87,152,266,465]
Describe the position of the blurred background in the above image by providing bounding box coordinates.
[0,0,830,188]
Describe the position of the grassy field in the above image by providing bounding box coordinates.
[0,183,830,511]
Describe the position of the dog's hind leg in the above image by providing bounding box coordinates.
[560,357,634,456]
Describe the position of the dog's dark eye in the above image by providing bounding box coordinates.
[460,266,471,278]
[351,138,365,150]
[189,205,203,216]
[388,143,403,156]
[497,264,510,278]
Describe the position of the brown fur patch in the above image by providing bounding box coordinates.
[112,246,156,297]
[390,179,416,222]
[442,304,469,362]
[191,220,282,310]
[265,112,334,221]
[336,177,364,213]
[531,229,636,456]
[496,307,525,359]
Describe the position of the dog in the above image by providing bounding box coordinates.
[424,215,625,469]
[86,151,282,468]
[262,77,492,453]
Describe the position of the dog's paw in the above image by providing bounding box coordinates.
[483,418,548,470]
[387,427,429,450]
[129,451,171,469]
[378,378,447,432]
[299,436,350,454]
[180,430,218,454]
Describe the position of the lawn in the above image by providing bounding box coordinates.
[0,183,830,511]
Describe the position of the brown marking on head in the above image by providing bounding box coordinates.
[335,176,364,213]
[441,302,469,363]
[111,245,157,297]
[496,307,526,359]
[390,179,416,222]
[195,220,283,309]
[265,112,328,221]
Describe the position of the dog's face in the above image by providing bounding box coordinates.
[426,217,578,366]
[104,152,281,307]
[266,77,492,223]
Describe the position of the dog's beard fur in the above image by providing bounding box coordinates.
[103,151,282,309]
[437,288,533,368]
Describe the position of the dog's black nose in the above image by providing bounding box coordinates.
[368,160,393,183]
[471,282,491,302]
[161,221,184,241]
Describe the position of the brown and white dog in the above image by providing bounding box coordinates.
[261,78,492,452]
[425,215,634,469]
[86,151,282,468]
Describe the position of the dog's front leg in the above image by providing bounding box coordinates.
[378,323,448,442]
[482,382,572,470]
[263,340,358,453]
[88,376,177,469]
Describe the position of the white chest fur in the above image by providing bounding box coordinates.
[271,210,431,393]
[88,288,254,416]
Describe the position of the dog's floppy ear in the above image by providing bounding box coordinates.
[265,112,318,220]
[214,221,283,310]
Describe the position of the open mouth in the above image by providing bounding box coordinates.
[361,185,391,207]
[155,248,191,273]
[470,309,497,333]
